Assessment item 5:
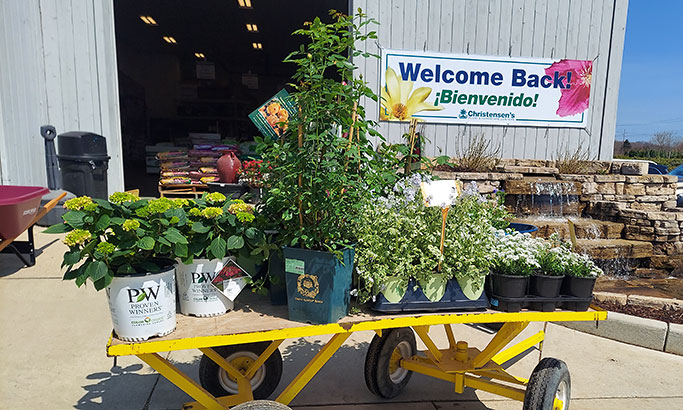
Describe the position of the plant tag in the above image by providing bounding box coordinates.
[421,180,461,208]
[211,260,250,301]
[285,258,305,275]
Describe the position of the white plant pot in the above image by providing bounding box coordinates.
[176,258,234,317]
[106,266,177,342]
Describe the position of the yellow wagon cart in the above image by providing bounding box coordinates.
[107,295,606,410]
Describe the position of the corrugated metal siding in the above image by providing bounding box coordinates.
[0,0,123,191]
[353,0,628,160]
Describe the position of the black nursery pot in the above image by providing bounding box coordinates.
[561,275,597,311]
[529,274,564,312]
[490,273,529,312]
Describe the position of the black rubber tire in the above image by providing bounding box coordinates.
[364,327,417,399]
[523,357,571,410]
[199,342,283,400]
[231,400,291,410]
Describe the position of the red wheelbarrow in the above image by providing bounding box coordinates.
[0,186,66,267]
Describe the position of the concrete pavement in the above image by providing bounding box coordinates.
[2,228,683,409]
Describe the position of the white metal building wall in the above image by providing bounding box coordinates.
[0,0,123,192]
[353,0,628,161]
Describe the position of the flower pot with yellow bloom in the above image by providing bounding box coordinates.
[380,67,444,121]
[44,193,187,341]
[176,194,269,316]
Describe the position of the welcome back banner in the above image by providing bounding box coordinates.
[379,49,592,128]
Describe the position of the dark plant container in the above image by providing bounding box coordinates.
[561,275,597,311]
[206,182,249,199]
[508,222,539,234]
[248,187,263,204]
[283,247,353,324]
[489,273,529,312]
[268,251,287,306]
[529,274,564,312]
[372,278,489,313]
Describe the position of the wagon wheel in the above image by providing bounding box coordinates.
[199,342,283,400]
[364,327,416,399]
[523,357,571,410]
[231,400,291,410]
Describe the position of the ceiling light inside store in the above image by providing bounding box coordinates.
[252,42,262,50]
[140,15,158,26]
[194,52,205,59]
[246,24,259,32]
[163,36,177,44]
[237,0,252,8]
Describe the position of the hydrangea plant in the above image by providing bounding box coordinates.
[177,193,269,267]
[44,193,189,290]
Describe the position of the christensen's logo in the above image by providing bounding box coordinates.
[297,274,320,299]
[459,109,467,119]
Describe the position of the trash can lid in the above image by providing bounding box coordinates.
[57,154,111,161]
[57,131,108,158]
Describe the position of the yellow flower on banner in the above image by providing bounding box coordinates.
[380,67,444,121]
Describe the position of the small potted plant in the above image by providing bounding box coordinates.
[175,193,268,317]
[237,160,267,203]
[44,193,188,341]
[489,231,543,312]
[561,250,603,311]
[531,238,568,311]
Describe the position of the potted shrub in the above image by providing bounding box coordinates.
[489,231,544,312]
[257,10,387,324]
[44,193,187,341]
[354,175,507,312]
[175,193,269,317]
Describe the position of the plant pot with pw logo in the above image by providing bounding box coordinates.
[105,261,177,342]
[176,258,235,317]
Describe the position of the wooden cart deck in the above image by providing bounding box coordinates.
[107,292,606,356]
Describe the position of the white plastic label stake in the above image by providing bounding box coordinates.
[421,180,461,208]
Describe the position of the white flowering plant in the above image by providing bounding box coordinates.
[44,193,190,290]
[353,174,505,303]
[490,231,544,276]
[536,235,602,278]
[492,232,603,278]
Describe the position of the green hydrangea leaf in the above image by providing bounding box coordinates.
[63,211,86,228]
[95,214,111,231]
[191,221,211,233]
[44,223,72,234]
[137,237,155,250]
[208,237,227,260]
[165,228,188,244]
[227,235,245,250]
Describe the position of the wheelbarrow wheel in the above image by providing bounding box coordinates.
[523,357,571,410]
[231,400,291,410]
[199,342,283,400]
[364,327,416,399]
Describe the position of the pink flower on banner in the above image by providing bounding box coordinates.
[545,59,592,117]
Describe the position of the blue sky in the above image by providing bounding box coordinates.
[615,1,683,142]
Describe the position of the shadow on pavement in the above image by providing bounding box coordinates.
[0,237,59,277]
[75,358,200,410]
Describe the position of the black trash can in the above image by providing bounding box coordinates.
[57,132,110,199]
